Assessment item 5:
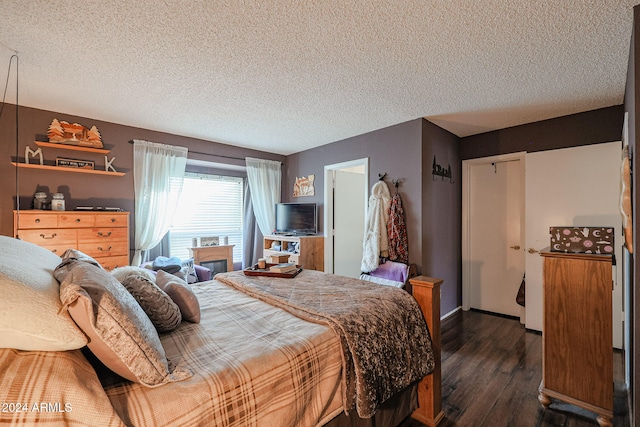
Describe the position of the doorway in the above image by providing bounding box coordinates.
[324,159,368,277]
[463,143,623,348]
[462,152,525,320]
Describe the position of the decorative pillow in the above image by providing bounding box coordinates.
[121,275,182,332]
[155,270,201,323]
[54,258,192,386]
[181,258,198,284]
[60,248,103,268]
[0,236,87,351]
[112,265,157,283]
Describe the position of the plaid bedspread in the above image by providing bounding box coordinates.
[0,348,125,426]
[102,278,345,426]
[1,279,345,427]
[0,272,432,426]
[215,270,435,418]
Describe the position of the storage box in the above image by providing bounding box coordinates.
[549,226,614,254]
[268,253,291,263]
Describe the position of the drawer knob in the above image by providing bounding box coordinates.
[97,246,112,252]
[75,218,81,223]
[97,231,112,237]
[39,233,57,240]
[111,218,116,223]
[35,218,40,223]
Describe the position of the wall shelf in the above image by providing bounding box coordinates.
[11,162,125,176]
[34,141,110,154]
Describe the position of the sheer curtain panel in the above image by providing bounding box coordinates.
[245,157,281,236]
[132,139,188,266]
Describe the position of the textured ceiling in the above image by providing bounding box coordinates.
[0,1,637,155]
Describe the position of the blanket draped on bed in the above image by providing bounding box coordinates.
[215,270,435,418]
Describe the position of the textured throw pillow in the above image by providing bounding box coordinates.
[121,275,182,332]
[0,236,87,351]
[155,270,201,323]
[111,265,157,283]
[60,248,103,268]
[54,258,192,386]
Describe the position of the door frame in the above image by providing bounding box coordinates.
[461,151,526,311]
[323,158,369,273]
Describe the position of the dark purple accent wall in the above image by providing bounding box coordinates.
[0,104,285,259]
[460,105,624,160]
[624,5,639,424]
[285,118,462,317]
[421,120,462,316]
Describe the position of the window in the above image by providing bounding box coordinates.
[169,172,244,262]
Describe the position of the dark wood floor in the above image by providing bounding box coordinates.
[400,310,629,427]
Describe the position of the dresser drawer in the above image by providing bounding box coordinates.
[77,228,128,242]
[96,255,130,271]
[95,213,128,227]
[78,241,128,258]
[58,213,96,228]
[15,212,58,229]
[39,244,75,256]
[18,229,77,246]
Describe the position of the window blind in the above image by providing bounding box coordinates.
[169,172,244,261]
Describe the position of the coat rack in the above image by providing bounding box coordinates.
[432,155,454,184]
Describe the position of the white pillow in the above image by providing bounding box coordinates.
[0,236,88,351]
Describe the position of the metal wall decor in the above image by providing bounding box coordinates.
[432,155,453,183]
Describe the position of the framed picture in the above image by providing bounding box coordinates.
[200,236,219,247]
[56,157,95,170]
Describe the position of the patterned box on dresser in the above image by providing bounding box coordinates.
[549,226,614,254]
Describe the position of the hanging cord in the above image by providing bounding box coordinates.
[0,54,19,210]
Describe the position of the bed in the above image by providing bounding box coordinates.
[0,236,439,427]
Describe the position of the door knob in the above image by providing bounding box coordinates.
[528,248,539,254]
[510,245,521,250]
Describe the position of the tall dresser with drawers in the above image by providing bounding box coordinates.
[14,210,130,271]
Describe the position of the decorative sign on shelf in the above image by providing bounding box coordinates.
[200,236,219,247]
[56,157,94,170]
[293,174,315,197]
[432,155,454,184]
[47,118,103,148]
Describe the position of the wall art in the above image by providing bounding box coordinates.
[293,174,315,197]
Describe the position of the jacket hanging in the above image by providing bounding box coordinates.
[361,180,391,272]
[387,190,409,264]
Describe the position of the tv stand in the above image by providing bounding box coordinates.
[263,234,324,271]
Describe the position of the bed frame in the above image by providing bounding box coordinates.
[324,274,444,427]
[408,275,444,426]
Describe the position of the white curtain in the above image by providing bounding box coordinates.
[132,139,188,266]
[245,157,281,235]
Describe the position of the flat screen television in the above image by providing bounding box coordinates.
[274,203,317,235]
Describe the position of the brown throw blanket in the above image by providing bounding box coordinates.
[215,270,435,418]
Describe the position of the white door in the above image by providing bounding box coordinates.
[323,159,368,277]
[524,141,623,348]
[333,169,366,277]
[464,155,525,318]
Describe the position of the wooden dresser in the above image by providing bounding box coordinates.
[538,249,613,427]
[14,210,130,271]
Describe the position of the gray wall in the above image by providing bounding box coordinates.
[460,105,624,160]
[624,5,639,424]
[285,118,463,316]
[0,104,285,257]
[421,120,462,316]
